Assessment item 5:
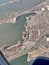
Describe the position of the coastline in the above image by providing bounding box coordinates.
[0,0,47,24]
[0,0,48,62]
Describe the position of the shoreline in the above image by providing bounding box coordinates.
[0,0,47,24]
[0,0,48,62]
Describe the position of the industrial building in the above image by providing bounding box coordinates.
[22,4,49,41]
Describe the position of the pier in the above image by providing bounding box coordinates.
[0,0,49,62]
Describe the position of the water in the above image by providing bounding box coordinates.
[10,54,31,65]
[0,0,45,19]
[0,0,46,65]
[0,12,36,46]
[0,15,25,46]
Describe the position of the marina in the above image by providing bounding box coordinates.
[0,0,48,65]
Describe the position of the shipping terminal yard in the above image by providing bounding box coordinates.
[0,0,49,65]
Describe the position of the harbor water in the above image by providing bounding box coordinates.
[10,54,31,65]
[0,0,46,65]
[0,12,36,46]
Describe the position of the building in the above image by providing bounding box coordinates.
[46,34,49,41]
[23,4,49,41]
[27,34,49,61]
